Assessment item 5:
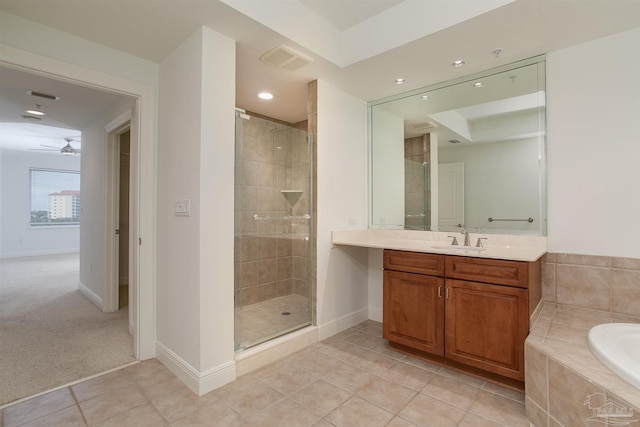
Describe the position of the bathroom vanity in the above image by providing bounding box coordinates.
[332,229,545,390]
[383,249,540,389]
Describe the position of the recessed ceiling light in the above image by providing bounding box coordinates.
[258,92,274,100]
[25,109,46,116]
[449,139,462,144]
[420,95,430,100]
[452,60,465,68]
[394,78,405,85]
[473,82,484,88]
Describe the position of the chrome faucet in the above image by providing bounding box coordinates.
[461,227,471,246]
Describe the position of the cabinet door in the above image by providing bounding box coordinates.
[445,279,528,381]
[384,270,444,356]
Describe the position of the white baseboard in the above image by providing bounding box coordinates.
[78,282,103,310]
[156,342,236,396]
[235,325,318,377]
[0,249,79,259]
[368,307,383,323]
[317,307,369,341]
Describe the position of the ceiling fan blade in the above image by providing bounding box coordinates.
[40,144,60,149]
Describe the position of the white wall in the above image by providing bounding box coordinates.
[0,149,80,258]
[156,27,236,394]
[316,80,370,337]
[370,107,405,227]
[547,27,640,258]
[439,137,540,234]
[78,99,136,306]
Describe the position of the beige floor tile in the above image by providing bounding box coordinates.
[382,361,436,391]
[421,374,481,410]
[221,377,285,418]
[78,383,147,425]
[369,340,407,360]
[438,368,486,388]
[134,367,185,401]
[400,355,443,373]
[261,365,318,395]
[3,388,76,427]
[482,381,525,404]
[290,380,351,417]
[399,393,465,426]
[151,385,219,422]
[457,412,504,427]
[357,321,383,337]
[468,390,529,427]
[94,403,168,427]
[348,350,397,375]
[311,419,337,427]
[325,396,394,427]
[122,359,165,381]
[293,351,344,377]
[249,397,320,426]
[356,376,416,413]
[171,399,251,426]
[346,332,383,349]
[386,416,419,426]
[320,362,379,394]
[18,405,86,427]
[72,369,134,402]
[317,339,368,362]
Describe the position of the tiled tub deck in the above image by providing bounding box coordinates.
[525,304,640,427]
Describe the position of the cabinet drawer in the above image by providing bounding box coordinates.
[445,256,528,288]
[384,250,444,276]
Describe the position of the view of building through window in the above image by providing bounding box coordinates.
[30,168,80,226]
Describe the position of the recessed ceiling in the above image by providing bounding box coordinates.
[0,0,640,126]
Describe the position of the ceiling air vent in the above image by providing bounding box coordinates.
[27,90,60,101]
[410,121,438,132]
[260,45,313,72]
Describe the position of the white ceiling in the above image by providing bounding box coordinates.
[1,0,640,147]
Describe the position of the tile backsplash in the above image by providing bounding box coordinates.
[542,253,640,321]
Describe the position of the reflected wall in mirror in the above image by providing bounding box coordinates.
[370,57,546,235]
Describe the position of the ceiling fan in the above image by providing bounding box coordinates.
[31,138,81,156]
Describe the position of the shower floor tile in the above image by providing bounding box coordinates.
[235,293,310,349]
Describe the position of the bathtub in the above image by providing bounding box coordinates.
[588,323,640,390]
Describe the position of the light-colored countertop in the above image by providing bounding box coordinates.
[332,229,547,262]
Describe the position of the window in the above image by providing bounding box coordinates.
[30,168,80,226]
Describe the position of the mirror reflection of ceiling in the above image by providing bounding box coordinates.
[373,62,544,146]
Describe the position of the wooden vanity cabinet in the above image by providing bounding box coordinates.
[383,250,541,386]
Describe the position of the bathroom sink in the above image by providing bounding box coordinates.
[431,245,486,252]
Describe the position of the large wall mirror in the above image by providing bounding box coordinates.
[370,56,546,235]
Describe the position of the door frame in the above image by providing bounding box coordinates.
[0,44,156,360]
[105,113,131,320]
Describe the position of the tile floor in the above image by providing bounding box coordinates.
[1,320,532,427]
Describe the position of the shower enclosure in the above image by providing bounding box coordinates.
[234,110,313,351]
[404,135,430,230]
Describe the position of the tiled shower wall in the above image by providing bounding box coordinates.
[235,115,311,308]
[404,135,430,230]
[541,252,640,321]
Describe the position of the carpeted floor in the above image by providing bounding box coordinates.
[0,253,135,406]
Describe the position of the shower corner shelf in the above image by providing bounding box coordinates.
[281,190,303,206]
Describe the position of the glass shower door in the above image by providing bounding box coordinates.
[234,110,313,351]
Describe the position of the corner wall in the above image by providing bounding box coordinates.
[315,79,370,337]
[156,26,236,395]
[546,27,640,258]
